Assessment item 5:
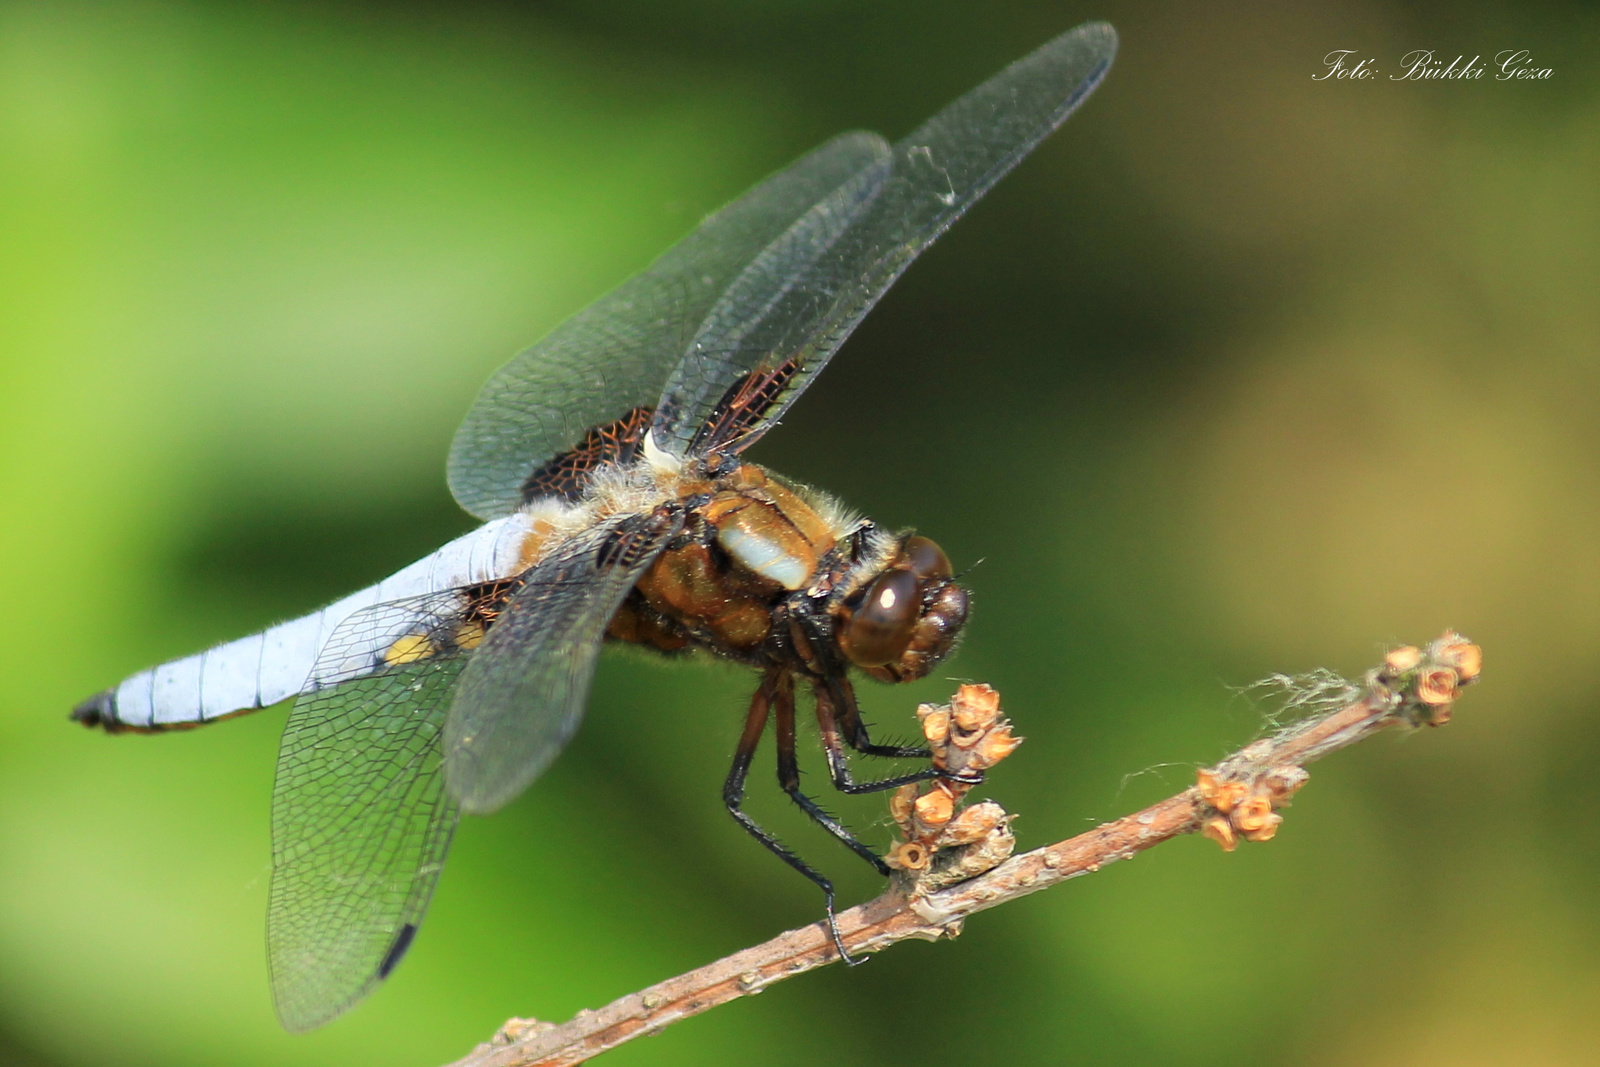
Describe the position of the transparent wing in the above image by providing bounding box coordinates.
[651,21,1118,457]
[445,509,683,814]
[446,132,893,520]
[268,589,481,1033]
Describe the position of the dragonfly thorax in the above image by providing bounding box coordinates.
[603,460,967,684]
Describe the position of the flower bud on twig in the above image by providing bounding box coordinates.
[890,684,1022,888]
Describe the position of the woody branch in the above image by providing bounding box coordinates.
[447,632,1482,1067]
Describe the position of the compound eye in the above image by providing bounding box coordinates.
[841,569,919,668]
[904,536,952,581]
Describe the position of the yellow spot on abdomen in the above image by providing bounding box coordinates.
[384,633,437,665]
[453,620,487,651]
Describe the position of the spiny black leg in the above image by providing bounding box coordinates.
[723,667,854,964]
[814,679,943,794]
[825,676,985,787]
[771,672,874,965]
[775,675,890,880]
[830,674,930,760]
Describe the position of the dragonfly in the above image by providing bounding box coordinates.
[73,22,1116,1032]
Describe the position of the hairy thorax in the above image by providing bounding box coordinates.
[603,461,857,663]
[514,444,964,682]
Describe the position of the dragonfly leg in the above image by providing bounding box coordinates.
[813,678,944,794]
[774,674,890,878]
[723,667,857,964]
[828,674,930,760]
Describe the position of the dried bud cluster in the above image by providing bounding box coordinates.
[886,683,1021,890]
[915,682,1024,779]
[1196,763,1309,852]
[1194,632,1480,853]
[1376,631,1482,726]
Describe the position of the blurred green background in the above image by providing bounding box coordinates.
[3,2,1597,1064]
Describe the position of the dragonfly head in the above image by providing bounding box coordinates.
[836,535,968,683]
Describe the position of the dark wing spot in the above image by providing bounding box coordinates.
[596,508,683,571]
[520,406,654,504]
[378,923,418,979]
[462,579,519,629]
[690,359,805,457]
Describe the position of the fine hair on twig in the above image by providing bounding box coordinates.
[1241,668,1364,731]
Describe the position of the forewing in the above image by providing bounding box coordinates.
[650,21,1118,457]
[444,509,683,814]
[268,590,478,1033]
[446,132,892,520]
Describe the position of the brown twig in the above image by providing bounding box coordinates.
[447,633,1481,1067]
